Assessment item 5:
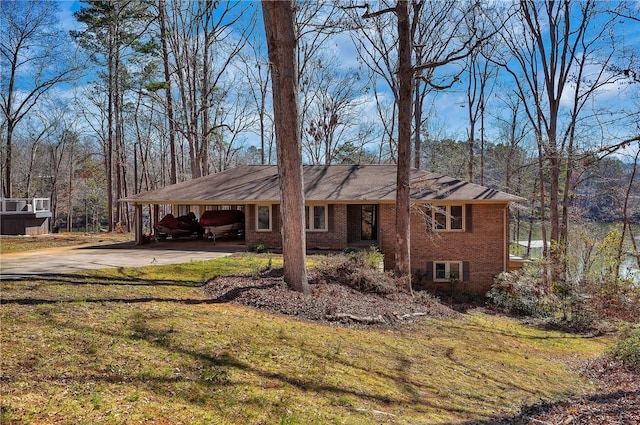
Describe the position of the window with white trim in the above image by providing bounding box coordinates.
[434,261,462,282]
[430,204,464,231]
[256,205,272,231]
[305,204,327,231]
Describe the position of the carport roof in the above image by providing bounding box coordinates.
[120,165,524,204]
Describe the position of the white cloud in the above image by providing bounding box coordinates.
[55,0,82,32]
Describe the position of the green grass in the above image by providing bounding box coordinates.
[81,254,286,285]
[1,256,613,425]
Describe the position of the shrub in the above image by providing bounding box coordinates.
[610,326,640,370]
[487,267,555,317]
[563,294,597,329]
[542,304,598,333]
[363,246,384,270]
[446,284,482,304]
[340,246,384,271]
[312,250,399,295]
[247,244,268,254]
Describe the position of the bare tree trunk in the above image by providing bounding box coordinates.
[467,121,475,183]
[620,149,640,269]
[199,0,213,177]
[412,64,425,170]
[394,0,412,289]
[113,41,127,230]
[67,155,74,232]
[132,89,147,194]
[158,0,177,184]
[525,179,538,259]
[410,0,425,171]
[262,0,308,294]
[189,53,199,178]
[535,130,549,282]
[24,129,46,197]
[3,120,14,198]
[479,95,485,186]
[106,23,115,232]
[260,85,268,164]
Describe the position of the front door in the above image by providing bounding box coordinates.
[361,204,377,241]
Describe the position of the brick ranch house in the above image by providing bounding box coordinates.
[122,165,524,293]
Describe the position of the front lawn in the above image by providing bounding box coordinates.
[0,255,613,424]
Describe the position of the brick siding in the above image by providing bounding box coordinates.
[245,203,347,251]
[246,201,508,294]
[378,203,508,294]
[245,204,281,248]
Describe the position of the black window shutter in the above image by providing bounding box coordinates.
[465,204,473,232]
[426,262,433,281]
[463,261,470,281]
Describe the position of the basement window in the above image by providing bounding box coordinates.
[434,261,462,282]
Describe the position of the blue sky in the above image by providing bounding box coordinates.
[49,0,640,157]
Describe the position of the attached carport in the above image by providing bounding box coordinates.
[122,200,249,246]
[119,166,283,245]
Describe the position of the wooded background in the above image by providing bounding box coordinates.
[2,0,638,240]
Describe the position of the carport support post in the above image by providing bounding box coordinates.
[153,205,159,237]
[135,204,143,245]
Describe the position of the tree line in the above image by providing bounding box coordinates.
[1,0,639,289]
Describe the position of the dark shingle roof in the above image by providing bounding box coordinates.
[121,165,524,204]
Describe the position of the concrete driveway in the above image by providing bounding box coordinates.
[0,239,246,279]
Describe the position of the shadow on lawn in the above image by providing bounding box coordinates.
[1,271,205,287]
[42,312,484,419]
[443,346,538,397]
[39,309,605,423]
[3,271,620,422]
[1,272,280,307]
[297,336,551,415]
[1,297,216,306]
[443,320,601,341]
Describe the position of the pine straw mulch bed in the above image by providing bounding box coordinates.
[203,263,460,328]
[202,258,638,424]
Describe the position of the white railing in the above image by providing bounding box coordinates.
[0,197,51,213]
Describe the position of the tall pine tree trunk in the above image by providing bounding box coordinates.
[158,0,177,185]
[262,0,308,294]
[395,0,413,290]
[106,22,115,232]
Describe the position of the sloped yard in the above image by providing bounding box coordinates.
[493,357,639,424]
[2,252,629,424]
